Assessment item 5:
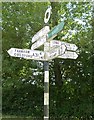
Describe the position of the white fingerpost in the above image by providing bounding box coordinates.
[44,41,50,120]
[7,48,46,61]
[7,5,79,120]
[44,6,51,120]
[44,61,49,120]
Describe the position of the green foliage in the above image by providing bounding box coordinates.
[2,2,93,119]
[3,83,43,117]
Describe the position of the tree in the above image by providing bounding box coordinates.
[50,2,93,119]
[2,2,93,119]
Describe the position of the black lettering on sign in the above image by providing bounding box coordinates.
[30,55,33,58]
[16,49,30,54]
[17,50,20,53]
[39,52,43,58]
[33,53,35,56]
[27,51,30,53]
[14,53,16,56]
[22,54,25,57]
[33,53,38,57]
[20,50,23,53]
[15,49,17,52]
[16,53,21,57]
[40,52,42,55]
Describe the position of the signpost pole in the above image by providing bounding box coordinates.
[44,6,52,120]
[44,61,49,120]
[44,34,50,120]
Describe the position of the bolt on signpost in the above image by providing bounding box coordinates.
[7,6,79,120]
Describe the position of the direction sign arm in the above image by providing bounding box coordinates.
[47,21,64,41]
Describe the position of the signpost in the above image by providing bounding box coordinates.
[46,45,66,60]
[47,21,64,41]
[44,61,49,120]
[50,40,78,51]
[7,48,46,61]
[7,6,79,120]
[32,26,50,43]
[31,36,47,50]
[58,51,78,59]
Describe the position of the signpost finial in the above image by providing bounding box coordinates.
[44,6,52,24]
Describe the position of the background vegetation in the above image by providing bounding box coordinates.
[2,2,94,119]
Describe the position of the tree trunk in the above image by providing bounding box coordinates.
[51,2,63,88]
[50,2,63,117]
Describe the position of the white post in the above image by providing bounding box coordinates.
[44,6,51,120]
[44,61,49,120]
[44,41,50,120]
